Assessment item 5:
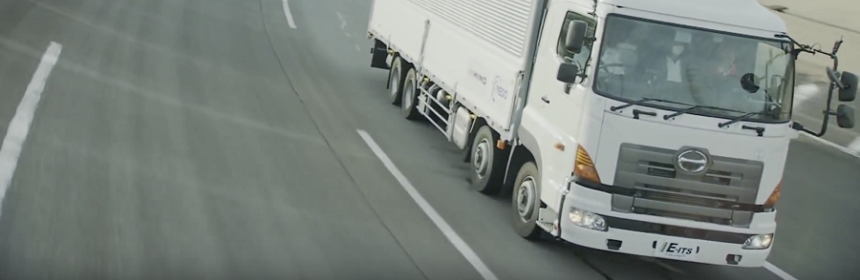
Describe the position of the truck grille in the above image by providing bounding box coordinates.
[611,144,763,228]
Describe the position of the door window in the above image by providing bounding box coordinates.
[556,12,597,75]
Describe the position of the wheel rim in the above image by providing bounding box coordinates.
[472,139,491,179]
[389,64,400,96]
[516,176,537,223]
[403,77,415,109]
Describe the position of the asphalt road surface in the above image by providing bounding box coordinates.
[0,0,857,279]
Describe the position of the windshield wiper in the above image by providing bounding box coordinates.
[718,112,768,136]
[718,112,763,128]
[663,105,744,120]
[609,98,687,112]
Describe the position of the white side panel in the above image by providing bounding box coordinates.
[408,0,532,57]
[368,0,428,62]
[368,0,532,131]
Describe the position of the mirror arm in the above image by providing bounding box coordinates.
[825,110,842,117]
[831,55,840,73]
[792,107,845,137]
[784,34,852,137]
[827,68,846,90]
[576,72,588,84]
[778,33,842,59]
[792,121,826,137]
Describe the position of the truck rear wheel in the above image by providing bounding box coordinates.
[401,67,422,120]
[512,161,543,240]
[388,56,407,105]
[470,125,505,195]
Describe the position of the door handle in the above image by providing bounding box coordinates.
[541,96,550,104]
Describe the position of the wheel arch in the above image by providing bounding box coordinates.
[503,126,543,196]
[463,116,491,163]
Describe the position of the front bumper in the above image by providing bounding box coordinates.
[556,182,775,267]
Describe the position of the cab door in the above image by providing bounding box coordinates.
[521,1,599,211]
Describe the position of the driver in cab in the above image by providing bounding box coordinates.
[638,30,697,103]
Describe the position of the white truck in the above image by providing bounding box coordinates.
[365,0,858,267]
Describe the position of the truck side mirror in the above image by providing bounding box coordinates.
[556,62,580,84]
[565,20,588,54]
[838,71,857,102]
[826,67,857,102]
[836,104,855,128]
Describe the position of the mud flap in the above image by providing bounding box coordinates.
[370,39,390,69]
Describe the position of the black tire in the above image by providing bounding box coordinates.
[512,161,543,240]
[470,125,506,195]
[401,67,422,120]
[388,57,406,105]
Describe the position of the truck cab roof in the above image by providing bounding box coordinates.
[599,0,788,34]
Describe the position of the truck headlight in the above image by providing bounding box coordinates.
[569,207,607,231]
[743,233,774,250]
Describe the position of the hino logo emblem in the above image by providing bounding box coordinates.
[675,149,710,174]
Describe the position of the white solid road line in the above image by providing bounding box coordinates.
[801,134,860,159]
[765,262,799,280]
[356,129,500,280]
[847,137,860,153]
[0,41,62,218]
[282,0,297,29]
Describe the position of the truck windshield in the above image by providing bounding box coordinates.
[593,15,795,122]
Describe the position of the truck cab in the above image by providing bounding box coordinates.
[512,0,856,267]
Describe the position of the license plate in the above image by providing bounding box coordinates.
[654,239,699,260]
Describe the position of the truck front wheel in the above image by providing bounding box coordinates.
[388,56,407,105]
[512,161,543,240]
[470,125,505,195]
